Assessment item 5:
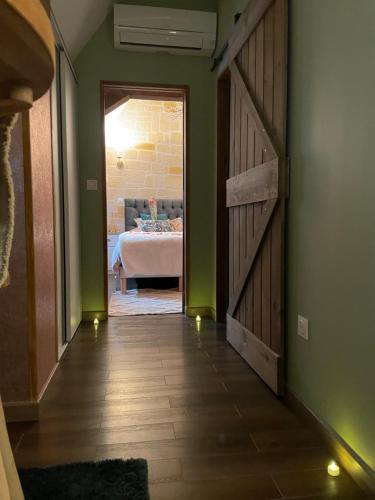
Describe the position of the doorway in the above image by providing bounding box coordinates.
[100,83,189,317]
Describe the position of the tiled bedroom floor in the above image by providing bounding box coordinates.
[8,315,367,499]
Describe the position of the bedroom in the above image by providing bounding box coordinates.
[104,86,186,316]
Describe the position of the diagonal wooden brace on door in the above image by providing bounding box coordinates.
[230,61,280,159]
[226,158,279,207]
[217,0,274,76]
[227,197,278,317]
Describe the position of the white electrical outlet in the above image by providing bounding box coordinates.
[297,315,309,340]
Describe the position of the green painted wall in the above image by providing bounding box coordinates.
[216,0,375,472]
[76,0,217,315]
[288,0,375,470]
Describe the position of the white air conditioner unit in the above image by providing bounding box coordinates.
[114,4,217,57]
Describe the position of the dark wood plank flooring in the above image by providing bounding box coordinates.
[8,315,366,499]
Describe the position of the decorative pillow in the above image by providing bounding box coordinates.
[141,220,172,233]
[140,212,168,220]
[134,217,142,229]
[141,212,168,221]
[168,211,183,220]
[169,217,183,232]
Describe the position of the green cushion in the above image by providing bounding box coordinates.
[140,213,168,221]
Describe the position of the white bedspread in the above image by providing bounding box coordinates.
[112,231,183,278]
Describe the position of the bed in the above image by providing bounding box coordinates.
[111,199,183,294]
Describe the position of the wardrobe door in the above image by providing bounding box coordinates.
[60,51,81,341]
[51,47,66,355]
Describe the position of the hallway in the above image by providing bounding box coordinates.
[8,316,364,499]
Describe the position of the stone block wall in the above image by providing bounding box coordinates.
[106,99,183,233]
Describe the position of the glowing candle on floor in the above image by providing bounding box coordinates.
[327,461,340,477]
[196,315,201,333]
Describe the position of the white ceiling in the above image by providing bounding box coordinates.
[51,0,113,60]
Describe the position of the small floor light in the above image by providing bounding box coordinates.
[327,461,340,477]
[195,315,201,333]
[93,318,99,327]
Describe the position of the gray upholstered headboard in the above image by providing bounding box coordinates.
[124,199,183,231]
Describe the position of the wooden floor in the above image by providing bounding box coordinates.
[8,315,366,499]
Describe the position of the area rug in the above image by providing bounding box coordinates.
[19,458,149,500]
[109,288,182,316]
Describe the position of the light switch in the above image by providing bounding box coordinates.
[297,315,309,340]
[86,179,98,191]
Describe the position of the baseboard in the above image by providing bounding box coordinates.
[83,309,217,321]
[36,362,58,403]
[82,310,108,322]
[185,306,216,319]
[4,363,59,423]
[57,340,68,361]
[284,389,375,496]
[3,400,39,422]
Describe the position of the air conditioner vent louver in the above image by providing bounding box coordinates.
[120,42,202,51]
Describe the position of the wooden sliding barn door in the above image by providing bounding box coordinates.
[222,0,288,395]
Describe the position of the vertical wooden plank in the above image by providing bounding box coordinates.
[229,206,234,295]
[252,18,265,340]
[228,82,236,299]
[239,104,248,324]
[263,5,275,136]
[270,0,287,354]
[233,79,241,320]
[245,129,255,333]
[239,42,249,325]
[245,31,257,335]
[261,4,275,347]
[236,54,243,324]
[247,31,257,96]
[216,75,230,323]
